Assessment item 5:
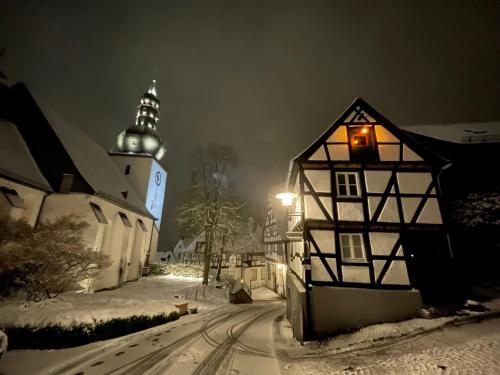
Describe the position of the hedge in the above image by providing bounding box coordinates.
[3,311,179,350]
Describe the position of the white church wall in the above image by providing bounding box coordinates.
[40,193,153,292]
[0,177,47,227]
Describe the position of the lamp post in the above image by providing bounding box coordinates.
[275,192,298,207]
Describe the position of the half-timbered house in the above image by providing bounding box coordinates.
[262,199,288,297]
[285,98,453,340]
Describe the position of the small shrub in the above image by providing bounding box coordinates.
[0,216,111,301]
[3,311,179,350]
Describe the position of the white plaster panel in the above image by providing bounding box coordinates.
[327,126,348,142]
[304,170,331,193]
[327,144,350,161]
[369,232,398,256]
[368,196,381,219]
[397,172,432,194]
[403,144,423,161]
[305,195,326,220]
[378,144,400,161]
[373,259,385,280]
[378,197,400,223]
[375,125,399,142]
[364,170,391,193]
[319,197,333,219]
[382,260,410,285]
[309,146,328,161]
[337,202,364,221]
[311,257,337,282]
[342,266,371,283]
[401,197,422,223]
[417,198,443,224]
[310,230,335,254]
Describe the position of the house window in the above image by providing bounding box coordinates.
[353,135,368,146]
[336,172,359,197]
[1,187,24,208]
[90,203,108,224]
[340,233,366,261]
[119,212,132,227]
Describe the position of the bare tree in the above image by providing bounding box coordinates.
[177,145,244,285]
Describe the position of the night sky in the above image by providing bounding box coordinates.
[1,1,499,249]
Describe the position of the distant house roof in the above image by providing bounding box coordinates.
[0,120,51,191]
[402,122,500,144]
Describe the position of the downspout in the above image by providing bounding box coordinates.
[436,162,454,258]
[33,191,49,231]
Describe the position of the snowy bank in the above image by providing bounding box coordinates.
[0,276,227,328]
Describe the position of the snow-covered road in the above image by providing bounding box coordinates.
[49,301,287,375]
[2,301,500,374]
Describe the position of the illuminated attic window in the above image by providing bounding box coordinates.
[348,125,378,162]
[1,187,25,208]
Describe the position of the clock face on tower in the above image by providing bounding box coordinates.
[145,160,167,228]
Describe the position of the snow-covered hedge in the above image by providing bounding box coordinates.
[451,191,500,227]
[149,263,203,278]
[3,311,179,350]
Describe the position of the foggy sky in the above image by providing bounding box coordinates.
[1,0,499,250]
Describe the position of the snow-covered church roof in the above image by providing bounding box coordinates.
[0,119,51,191]
[44,111,152,218]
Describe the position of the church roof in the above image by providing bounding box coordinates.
[7,82,153,219]
[0,119,51,191]
[45,111,153,218]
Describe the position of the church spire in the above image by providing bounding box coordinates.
[115,79,166,160]
[135,79,160,130]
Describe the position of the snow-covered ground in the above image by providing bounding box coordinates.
[0,276,227,327]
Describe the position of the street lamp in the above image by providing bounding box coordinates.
[275,192,298,207]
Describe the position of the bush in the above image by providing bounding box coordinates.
[150,263,203,278]
[0,216,111,301]
[3,311,179,350]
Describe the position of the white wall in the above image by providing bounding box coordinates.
[40,193,154,291]
[0,177,47,227]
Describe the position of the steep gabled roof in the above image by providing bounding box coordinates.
[8,82,152,218]
[0,120,51,191]
[287,98,448,188]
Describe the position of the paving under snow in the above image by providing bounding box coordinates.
[0,275,227,327]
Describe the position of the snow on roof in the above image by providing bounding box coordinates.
[43,112,153,218]
[0,120,51,191]
[402,122,500,144]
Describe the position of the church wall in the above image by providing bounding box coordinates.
[110,155,152,202]
[0,176,47,227]
[40,193,154,292]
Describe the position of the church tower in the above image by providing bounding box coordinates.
[111,80,168,234]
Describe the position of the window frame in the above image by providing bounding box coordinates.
[339,233,366,262]
[90,202,108,224]
[1,187,25,208]
[335,172,361,197]
[119,212,132,227]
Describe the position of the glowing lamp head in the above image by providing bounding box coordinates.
[361,127,369,134]
[276,192,298,207]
